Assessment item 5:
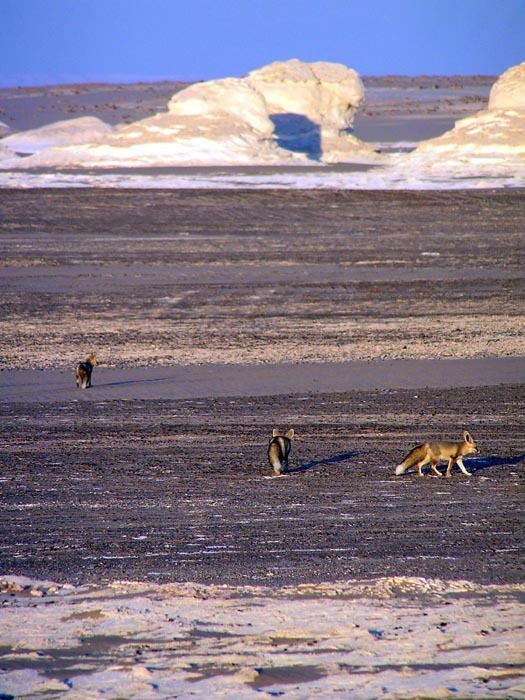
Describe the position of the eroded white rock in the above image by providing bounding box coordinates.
[1,60,374,168]
[247,59,372,162]
[397,61,525,181]
[2,116,113,154]
[412,108,525,156]
[488,61,525,110]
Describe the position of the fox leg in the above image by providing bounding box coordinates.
[455,457,472,477]
[429,460,442,477]
[416,456,430,477]
[445,458,455,477]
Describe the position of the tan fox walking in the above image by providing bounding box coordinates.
[395,431,477,478]
[268,429,294,475]
[75,353,97,389]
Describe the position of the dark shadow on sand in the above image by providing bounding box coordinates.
[467,453,525,474]
[289,451,358,474]
[94,377,173,388]
[270,113,321,161]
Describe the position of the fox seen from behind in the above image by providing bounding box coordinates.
[395,431,477,478]
[268,428,294,475]
[75,353,97,389]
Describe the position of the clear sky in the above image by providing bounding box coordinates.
[1,0,523,87]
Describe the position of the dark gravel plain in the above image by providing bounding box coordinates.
[1,385,524,586]
[0,188,523,587]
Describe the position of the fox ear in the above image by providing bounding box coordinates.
[285,429,295,439]
[464,431,473,443]
[272,429,279,437]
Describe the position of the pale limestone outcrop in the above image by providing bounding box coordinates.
[397,61,525,179]
[412,109,525,156]
[166,78,273,136]
[488,61,525,109]
[1,60,374,168]
[247,59,371,161]
[2,116,113,154]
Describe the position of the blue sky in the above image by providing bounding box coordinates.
[1,0,523,87]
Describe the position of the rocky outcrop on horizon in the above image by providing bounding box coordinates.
[488,61,525,109]
[400,61,525,178]
[2,116,113,154]
[246,60,371,162]
[1,60,523,181]
[1,59,375,168]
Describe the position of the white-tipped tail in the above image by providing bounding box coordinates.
[395,464,407,476]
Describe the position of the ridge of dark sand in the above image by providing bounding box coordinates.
[1,357,523,402]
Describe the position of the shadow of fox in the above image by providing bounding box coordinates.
[289,450,358,474]
[466,452,525,474]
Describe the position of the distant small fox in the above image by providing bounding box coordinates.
[75,353,97,389]
[268,428,294,475]
[395,431,477,478]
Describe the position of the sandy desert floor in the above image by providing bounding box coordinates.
[0,77,524,698]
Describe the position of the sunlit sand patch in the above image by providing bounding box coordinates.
[1,576,524,698]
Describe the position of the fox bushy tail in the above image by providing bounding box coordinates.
[395,445,425,475]
[268,441,284,474]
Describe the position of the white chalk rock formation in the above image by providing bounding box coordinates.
[2,60,374,168]
[90,77,286,165]
[2,77,302,168]
[412,109,525,157]
[8,85,289,168]
[247,59,372,162]
[2,116,113,154]
[166,78,273,135]
[396,61,525,181]
[488,61,525,109]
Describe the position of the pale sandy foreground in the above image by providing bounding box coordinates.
[1,576,524,699]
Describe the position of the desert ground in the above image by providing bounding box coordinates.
[0,78,524,698]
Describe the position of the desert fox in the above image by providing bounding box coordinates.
[395,431,477,478]
[75,353,97,389]
[268,428,294,475]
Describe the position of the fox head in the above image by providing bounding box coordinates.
[88,353,98,366]
[462,431,477,454]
